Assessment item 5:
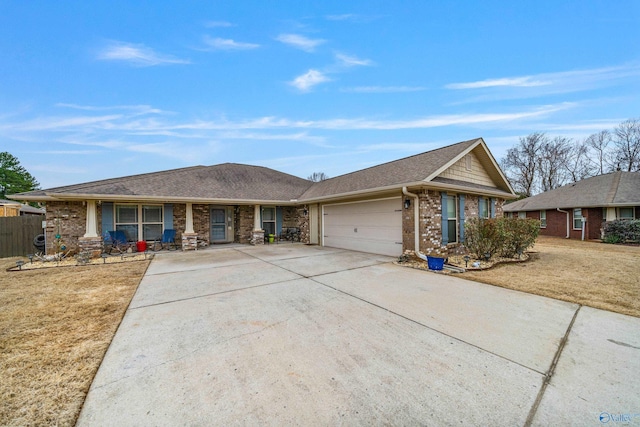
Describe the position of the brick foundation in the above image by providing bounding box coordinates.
[78,236,103,258]
[251,230,265,245]
[181,232,198,251]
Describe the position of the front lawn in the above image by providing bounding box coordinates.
[462,236,640,317]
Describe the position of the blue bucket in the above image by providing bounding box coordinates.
[427,256,445,271]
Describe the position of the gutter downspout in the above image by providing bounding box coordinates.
[402,187,419,253]
[557,208,570,238]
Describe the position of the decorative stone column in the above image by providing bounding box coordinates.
[182,202,198,250]
[182,233,198,251]
[251,204,264,245]
[78,200,102,257]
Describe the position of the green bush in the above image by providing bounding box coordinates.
[463,218,500,259]
[603,219,640,243]
[464,217,540,259]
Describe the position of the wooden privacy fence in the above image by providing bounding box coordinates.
[0,216,45,258]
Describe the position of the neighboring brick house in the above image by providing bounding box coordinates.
[11,138,516,257]
[503,171,640,240]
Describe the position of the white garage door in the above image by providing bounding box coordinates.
[323,197,403,257]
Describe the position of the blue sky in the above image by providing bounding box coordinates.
[1,1,639,189]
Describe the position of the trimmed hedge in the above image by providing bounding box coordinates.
[464,217,540,259]
[603,219,640,243]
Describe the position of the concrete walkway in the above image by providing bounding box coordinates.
[78,244,640,426]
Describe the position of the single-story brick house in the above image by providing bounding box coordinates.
[11,138,516,257]
[503,171,640,240]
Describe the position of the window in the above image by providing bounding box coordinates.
[619,207,635,220]
[573,208,583,230]
[115,204,163,241]
[142,205,163,241]
[262,207,276,236]
[446,195,457,244]
[540,210,546,228]
[116,205,138,241]
[518,212,526,219]
[479,198,489,219]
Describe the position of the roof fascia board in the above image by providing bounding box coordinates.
[44,193,302,206]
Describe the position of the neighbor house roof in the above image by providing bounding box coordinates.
[503,171,640,212]
[0,199,45,214]
[11,138,516,204]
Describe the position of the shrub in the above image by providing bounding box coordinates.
[603,219,640,243]
[463,218,500,259]
[464,217,540,259]
[497,217,540,258]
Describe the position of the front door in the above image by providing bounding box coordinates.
[211,208,226,242]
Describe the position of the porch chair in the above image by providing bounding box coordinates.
[153,229,178,251]
[107,230,132,254]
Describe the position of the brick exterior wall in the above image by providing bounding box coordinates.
[44,201,87,255]
[402,192,507,256]
[527,207,605,240]
[193,204,210,245]
[235,205,255,244]
[296,205,310,244]
[173,204,186,243]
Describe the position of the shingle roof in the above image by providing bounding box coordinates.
[11,138,515,203]
[503,171,640,211]
[299,139,480,199]
[18,164,314,202]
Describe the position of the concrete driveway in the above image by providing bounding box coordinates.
[78,244,640,426]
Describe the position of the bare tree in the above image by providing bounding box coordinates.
[307,172,329,182]
[563,139,594,183]
[501,133,545,197]
[537,136,572,192]
[585,130,614,175]
[612,118,640,171]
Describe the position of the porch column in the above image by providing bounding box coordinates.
[83,200,98,237]
[253,204,262,230]
[251,204,265,245]
[182,203,198,251]
[185,203,195,233]
[79,200,102,257]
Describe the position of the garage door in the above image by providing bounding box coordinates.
[323,197,403,256]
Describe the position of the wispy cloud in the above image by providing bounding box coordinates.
[204,21,234,28]
[96,41,190,66]
[276,34,326,52]
[335,53,373,67]
[447,76,549,89]
[445,63,640,100]
[341,86,427,93]
[289,69,331,92]
[56,103,169,115]
[202,36,260,50]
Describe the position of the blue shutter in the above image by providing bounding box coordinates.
[101,202,114,239]
[459,195,465,243]
[490,198,496,218]
[164,204,173,229]
[441,192,448,245]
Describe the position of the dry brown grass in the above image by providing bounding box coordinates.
[0,257,150,427]
[462,236,640,317]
